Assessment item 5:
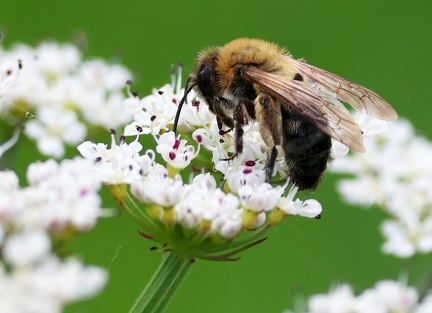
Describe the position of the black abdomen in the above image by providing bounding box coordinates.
[281,106,332,191]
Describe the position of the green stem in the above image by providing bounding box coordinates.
[129,252,193,313]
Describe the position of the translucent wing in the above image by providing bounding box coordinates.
[287,57,398,121]
[242,66,366,152]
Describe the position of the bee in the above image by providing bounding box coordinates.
[173,38,397,191]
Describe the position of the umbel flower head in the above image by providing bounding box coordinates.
[79,67,384,261]
[0,39,133,158]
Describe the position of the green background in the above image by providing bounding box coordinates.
[1,1,432,312]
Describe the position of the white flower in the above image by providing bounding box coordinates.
[0,158,103,233]
[0,56,22,113]
[0,257,107,313]
[3,229,51,267]
[26,159,60,186]
[78,133,147,185]
[177,176,237,222]
[308,284,357,313]
[416,294,432,313]
[238,182,283,212]
[25,108,86,158]
[211,208,243,239]
[359,280,418,313]
[380,218,432,258]
[0,41,133,157]
[123,66,213,136]
[131,175,184,207]
[330,118,432,257]
[77,59,130,90]
[0,169,20,191]
[278,197,322,218]
[304,280,418,313]
[34,42,81,77]
[175,178,241,237]
[155,132,199,169]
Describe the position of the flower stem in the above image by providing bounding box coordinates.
[128,252,193,313]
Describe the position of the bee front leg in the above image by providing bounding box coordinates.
[221,102,245,161]
[255,94,282,181]
[213,98,234,135]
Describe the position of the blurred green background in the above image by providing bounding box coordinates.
[1,1,432,312]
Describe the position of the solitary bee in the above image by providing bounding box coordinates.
[173,38,397,191]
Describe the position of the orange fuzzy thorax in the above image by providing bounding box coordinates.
[215,38,296,89]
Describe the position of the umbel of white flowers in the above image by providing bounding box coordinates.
[78,67,386,261]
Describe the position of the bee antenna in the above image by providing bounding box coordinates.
[173,79,195,134]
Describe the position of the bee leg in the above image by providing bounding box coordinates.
[212,98,234,135]
[255,94,282,181]
[265,146,278,181]
[216,117,232,135]
[221,102,245,161]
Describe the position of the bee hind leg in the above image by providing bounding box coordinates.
[265,146,278,181]
[255,94,283,182]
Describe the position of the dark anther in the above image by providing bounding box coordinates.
[245,160,256,167]
[109,129,116,135]
[158,90,164,95]
[126,80,133,85]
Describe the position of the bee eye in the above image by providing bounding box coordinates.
[293,73,303,81]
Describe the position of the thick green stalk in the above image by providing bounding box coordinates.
[129,252,193,313]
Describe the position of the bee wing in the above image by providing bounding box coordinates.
[242,66,366,152]
[288,57,398,121]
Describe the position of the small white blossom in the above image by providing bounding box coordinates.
[0,157,107,312]
[308,284,357,313]
[155,132,199,169]
[3,229,51,267]
[0,41,133,158]
[303,280,419,313]
[0,169,20,191]
[78,133,147,185]
[416,295,432,313]
[0,257,107,313]
[123,67,213,136]
[131,175,184,207]
[238,182,283,212]
[175,177,241,237]
[331,119,432,257]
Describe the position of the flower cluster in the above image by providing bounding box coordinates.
[78,71,323,260]
[285,280,432,313]
[0,40,133,158]
[330,119,432,258]
[0,158,107,312]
